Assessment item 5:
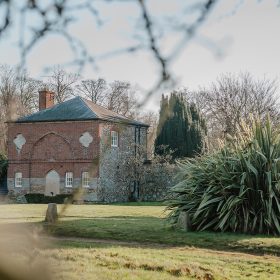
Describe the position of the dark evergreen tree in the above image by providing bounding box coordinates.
[155,92,206,158]
[189,103,207,155]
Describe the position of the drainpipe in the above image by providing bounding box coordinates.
[134,126,137,157]
[138,126,141,145]
[137,126,141,199]
[133,126,137,200]
[28,160,31,192]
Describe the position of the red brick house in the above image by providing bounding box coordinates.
[7,90,148,202]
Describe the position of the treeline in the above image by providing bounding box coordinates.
[0,64,279,160]
[0,65,157,154]
[0,65,141,119]
[154,72,280,159]
[190,73,280,149]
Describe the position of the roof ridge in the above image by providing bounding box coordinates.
[81,97,123,116]
[81,96,134,121]
[81,97,149,126]
[78,96,98,118]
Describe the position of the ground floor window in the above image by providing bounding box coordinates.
[82,172,90,188]
[15,172,22,188]
[65,172,73,187]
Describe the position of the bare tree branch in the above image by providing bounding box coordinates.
[76,78,107,104]
[0,0,220,103]
[188,72,280,148]
[0,0,11,37]
[46,66,79,103]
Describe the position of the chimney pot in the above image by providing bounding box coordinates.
[39,90,55,111]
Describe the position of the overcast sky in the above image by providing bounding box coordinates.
[0,0,279,111]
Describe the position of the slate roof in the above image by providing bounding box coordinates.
[16,96,149,127]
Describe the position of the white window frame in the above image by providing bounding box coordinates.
[15,172,22,188]
[65,172,73,188]
[82,172,90,188]
[111,131,118,147]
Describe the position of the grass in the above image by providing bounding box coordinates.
[44,239,280,280]
[0,203,280,279]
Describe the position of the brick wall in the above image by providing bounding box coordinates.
[39,90,55,111]
[7,120,100,196]
[7,119,148,202]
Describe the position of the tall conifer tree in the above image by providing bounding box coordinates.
[155,92,206,158]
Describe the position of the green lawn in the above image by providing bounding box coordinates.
[0,203,280,280]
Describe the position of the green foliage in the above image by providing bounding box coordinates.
[155,92,206,158]
[167,118,280,235]
[25,193,72,204]
[0,153,8,181]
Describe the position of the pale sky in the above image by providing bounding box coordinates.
[0,0,279,111]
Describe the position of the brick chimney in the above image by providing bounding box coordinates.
[39,90,55,111]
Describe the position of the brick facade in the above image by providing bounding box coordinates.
[7,119,148,202]
[39,90,55,111]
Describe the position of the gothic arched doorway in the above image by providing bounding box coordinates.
[45,170,60,196]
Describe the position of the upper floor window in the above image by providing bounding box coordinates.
[82,172,90,188]
[111,131,118,147]
[65,172,73,188]
[15,172,22,188]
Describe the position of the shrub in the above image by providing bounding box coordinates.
[116,144,176,201]
[0,153,7,181]
[167,118,280,235]
[25,193,72,204]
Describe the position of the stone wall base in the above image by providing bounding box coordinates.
[6,170,176,203]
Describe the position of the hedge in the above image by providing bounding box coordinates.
[25,193,73,204]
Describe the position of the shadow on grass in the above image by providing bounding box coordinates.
[42,215,280,256]
[86,202,164,206]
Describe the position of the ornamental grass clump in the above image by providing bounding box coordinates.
[167,117,280,235]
